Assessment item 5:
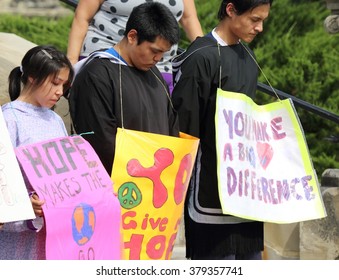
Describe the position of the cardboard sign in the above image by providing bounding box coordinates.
[215,89,326,223]
[15,136,122,259]
[112,128,199,260]
[0,109,35,223]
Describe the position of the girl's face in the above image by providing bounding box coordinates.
[31,67,70,108]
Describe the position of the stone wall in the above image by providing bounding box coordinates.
[300,169,339,259]
[0,0,72,17]
[264,169,339,260]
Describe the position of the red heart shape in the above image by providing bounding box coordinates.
[256,142,274,170]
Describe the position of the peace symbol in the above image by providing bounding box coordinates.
[118,182,142,209]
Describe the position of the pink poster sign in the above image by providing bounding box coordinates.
[15,136,122,260]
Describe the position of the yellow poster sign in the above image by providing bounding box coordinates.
[112,128,199,260]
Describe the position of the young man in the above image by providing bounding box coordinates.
[69,2,180,174]
[171,0,273,260]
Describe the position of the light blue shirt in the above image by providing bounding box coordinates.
[2,100,67,147]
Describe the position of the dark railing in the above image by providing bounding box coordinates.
[257,82,339,125]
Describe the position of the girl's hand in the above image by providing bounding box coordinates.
[30,192,44,217]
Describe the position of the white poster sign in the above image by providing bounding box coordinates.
[215,89,326,223]
[0,109,35,223]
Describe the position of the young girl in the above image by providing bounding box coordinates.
[0,45,74,259]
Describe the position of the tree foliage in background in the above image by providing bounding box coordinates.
[0,13,73,52]
[0,0,338,178]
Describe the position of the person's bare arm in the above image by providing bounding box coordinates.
[179,0,204,42]
[67,0,104,65]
